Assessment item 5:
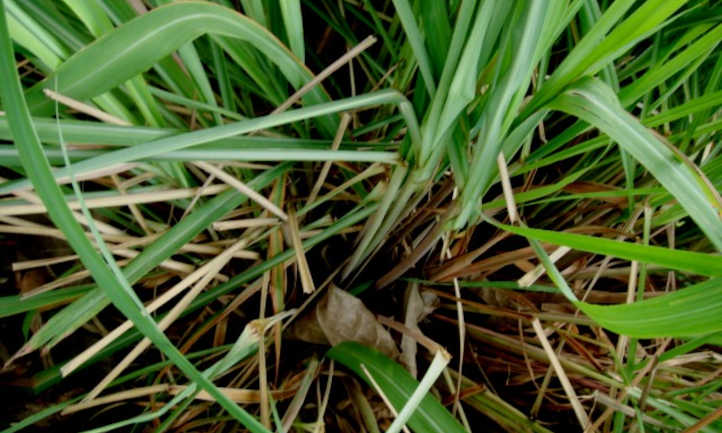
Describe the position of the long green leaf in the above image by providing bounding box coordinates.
[327,342,466,433]
[497,222,722,277]
[61,0,113,36]
[7,0,137,123]
[0,116,395,148]
[0,143,398,165]
[23,1,335,135]
[0,285,91,318]
[580,278,722,338]
[455,0,551,228]
[524,0,687,114]
[391,0,436,96]
[0,91,414,193]
[279,0,304,62]
[550,78,722,251]
[0,90,416,195]
[0,6,269,430]
[527,238,722,338]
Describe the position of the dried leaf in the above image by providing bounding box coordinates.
[287,307,328,345]
[288,287,399,358]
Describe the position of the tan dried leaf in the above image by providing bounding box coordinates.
[288,287,399,358]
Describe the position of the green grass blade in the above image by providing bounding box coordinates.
[327,342,466,433]
[8,0,140,123]
[550,78,722,251]
[0,398,78,433]
[0,143,398,165]
[0,285,91,318]
[23,1,335,133]
[60,0,113,36]
[391,0,436,96]
[645,90,722,128]
[175,40,225,125]
[61,0,167,128]
[417,0,451,76]
[6,0,68,64]
[413,0,480,175]
[0,3,271,431]
[435,0,495,144]
[580,278,722,338]
[5,0,61,68]
[456,0,551,228]
[240,0,267,27]
[0,116,395,149]
[528,238,722,339]
[0,90,415,195]
[210,41,237,113]
[524,0,688,118]
[497,223,722,277]
[620,24,722,107]
[81,319,265,433]
[279,0,304,62]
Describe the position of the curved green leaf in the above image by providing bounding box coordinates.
[23,1,336,135]
[529,235,722,338]
[581,278,722,338]
[327,342,466,433]
[550,78,722,251]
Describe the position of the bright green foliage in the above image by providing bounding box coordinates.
[1,0,721,432]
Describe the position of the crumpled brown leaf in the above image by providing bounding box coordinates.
[288,287,399,358]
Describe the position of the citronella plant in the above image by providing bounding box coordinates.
[1,1,721,432]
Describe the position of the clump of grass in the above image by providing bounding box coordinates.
[0,1,721,432]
